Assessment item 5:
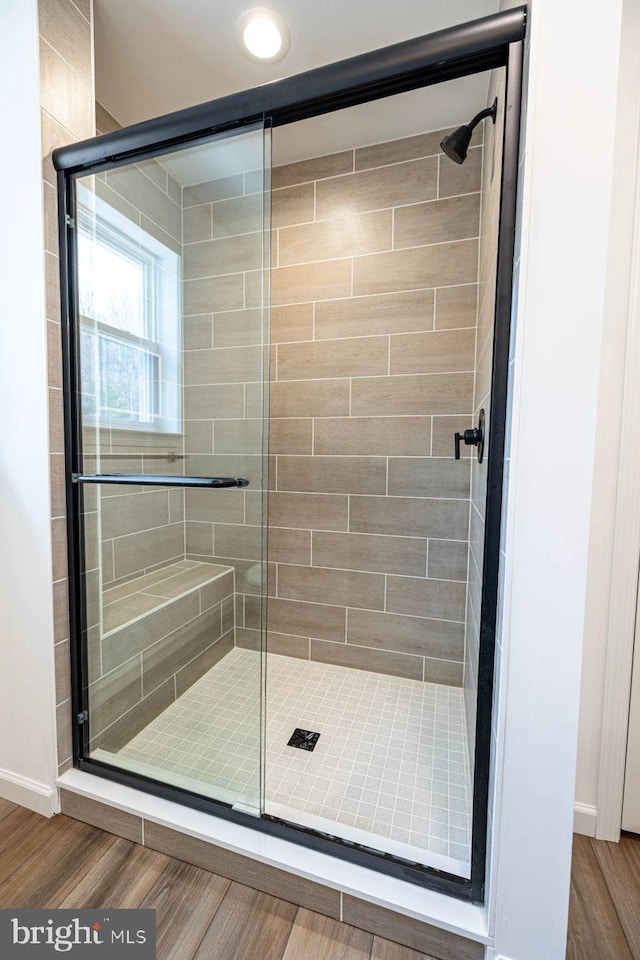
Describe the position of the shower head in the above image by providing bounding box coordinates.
[440,97,498,165]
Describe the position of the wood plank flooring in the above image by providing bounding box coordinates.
[0,801,437,960]
[1,801,638,959]
[567,833,640,959]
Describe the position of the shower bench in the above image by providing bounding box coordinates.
[91,560,235,753]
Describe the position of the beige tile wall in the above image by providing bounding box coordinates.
[39,0,95,775]
[183,127,482,683]
[464,75,507,751]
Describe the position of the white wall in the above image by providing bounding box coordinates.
[0,0,58,816]
[487,0,624,957]
[573,0,640,839]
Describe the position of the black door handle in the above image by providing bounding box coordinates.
[454,409,485,463]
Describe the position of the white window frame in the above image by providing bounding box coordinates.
[76,183,181,434]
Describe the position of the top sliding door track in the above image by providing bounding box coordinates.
[53,7,525,174]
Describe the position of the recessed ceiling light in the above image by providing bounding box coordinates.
[236,8,291,63]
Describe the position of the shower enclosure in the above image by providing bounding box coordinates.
[54,7,525,903]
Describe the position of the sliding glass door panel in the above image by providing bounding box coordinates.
[73,123,271,813]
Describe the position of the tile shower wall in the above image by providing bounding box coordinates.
[183,129,483,683]
[40,0,95,775]
[464,75,507,752]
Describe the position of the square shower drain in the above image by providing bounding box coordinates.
[287,728,320,752]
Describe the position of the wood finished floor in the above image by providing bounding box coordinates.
[1,798,639,959]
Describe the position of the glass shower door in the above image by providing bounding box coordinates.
[72,123,271,814]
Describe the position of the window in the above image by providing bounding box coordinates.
[77,186,181,433]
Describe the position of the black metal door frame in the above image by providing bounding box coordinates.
[54,6,526,903]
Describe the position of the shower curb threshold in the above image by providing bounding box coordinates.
[56,769,490,946]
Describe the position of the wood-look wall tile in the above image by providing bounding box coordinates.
[268,527,311,565]
[342,895,484,960]
[184,488,244,524]
[434,284,478,329]
[184,345,260,385]
[272,258,352,305]
[101,490,169,540]
[351,373,473,417]
[54,640,71,706]
[211,193,262,237]
[268,492,348,532]
[386,576,467,622]
[184,175,244,207]
[95,101,120,135]
[278,564,384,611]
[394,194,480,249]
[141,608,222,695]
[183,204,212,243]
[106,166,180,241]
[353,240,478,296]
[428,540,469,581]
[175,631,234,697]
[279,209,392,265]
[315,290,434,340]
[310,639,422,680]
[269,418,313,455]
[438,147,482,199]
[277,336,388,381]
[431,415,474,457]
[60,791,143,844]
[271,303,314,343]
[183,274,244,315]
[184,383,244,420]
[215,523,262,561]
[313,531,426,577]
[313,417,430,457]
[268,597,345,642]
[347,608,464,660]
[271,379,350,418]
[277,456,386,495]
[316,158,437,219]
[272,182,315,227]
[93,679,175,753]
[387,458,471,498]
[349,496,469,541]
[89,658,142,735]
[184,315,213,351]
[424,658,464,686]
[213,309,261,348]
[39,38,92,141]
[214,418,261,454]
[390,329,476,376]
[184,232,262,280]
[273,151,353,189]
[53,578,69,643]
[111,520,184,580]
[102,593,200,673]
[266,633,310,658]
[185,521,214,557]
[50,453,65,519]
[45,252,61,325]
[355,129,447,170]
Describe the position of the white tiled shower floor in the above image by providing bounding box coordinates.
[96,648,471,876]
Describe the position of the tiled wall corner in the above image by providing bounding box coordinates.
[38,0,95,775]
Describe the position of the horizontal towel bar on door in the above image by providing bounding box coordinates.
[73,474,250,488]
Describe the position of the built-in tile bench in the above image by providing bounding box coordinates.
[90,560,235,753]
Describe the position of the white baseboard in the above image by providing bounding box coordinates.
[574,801,597,837]
[0,767,57,817]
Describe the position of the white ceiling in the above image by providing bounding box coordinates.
[95,0,500,166]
